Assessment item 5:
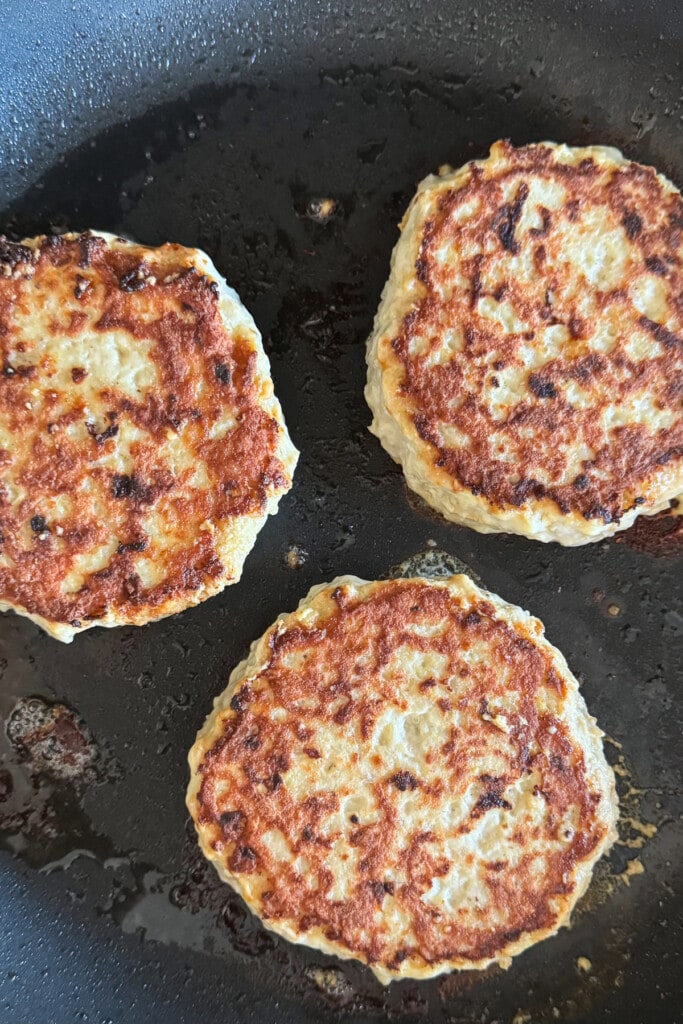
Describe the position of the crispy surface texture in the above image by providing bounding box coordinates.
[188,574,617,983]
[0,231,298,641]
[366,140,683,544]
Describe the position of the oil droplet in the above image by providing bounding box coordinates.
[285,544,308,569]
[303,198,337,223]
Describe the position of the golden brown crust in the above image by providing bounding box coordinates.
[0,232,296,636]
[189,575,616,980]
[374,141,683,535]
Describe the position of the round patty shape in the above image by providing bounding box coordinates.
[0,231,298,641]
[366,141,683,544]
[188,575,617,983]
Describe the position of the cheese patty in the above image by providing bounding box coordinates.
[366,141,683,544]
[188,575,617,983]
[0,231,298,641]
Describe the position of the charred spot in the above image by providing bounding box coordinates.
[271,752,290,774]
[493,283,507,302]
[528,373,557,399]
[112,474,133,499]
[0,237,35,269]
[123,572,142,599]
[419,678,436,691]
[111,473,153,503]
[639,316,681,349]
[570,352,605,381]
[473,791,512,815]
[30,515,47,533]
[573,473,590,491]
[71,366,87,383]
[438,698,451,712]
[489,375,499,388]
[463,610,481,627]
[566,199,580,222]
[303,747,321,759]
[492,181,529,254]
[550,754,567,772]
[656,445,683,466]
[349,814,359,824]
[116,539,148,554]
[333,701,354,725]
[413,413,439,446]
[119,266,148,292]
[78,234,99,268]
[219,809,245,839]
[244,734,260,750]
[485,860,507,872]
[493,359,506,371]
[214,362,231,384]
[568,317,583,339]
[470,255,483,308]
[583,504,614,524]
[229,845,257,873]
[301,825,313,841]
[74,275,90,299]
[415,254,429,284]
[512,477,546,505]
[9,363,37,379]
[369,880,387,902]
[269,772,283,791]
[534,244,547,268]
[530,206,551,237]
[390,771,419,792]
[645,255,668,276]
[86,421,119,445]
[230,688,250,713]
[363,879,397,903]
[622,210,643,240]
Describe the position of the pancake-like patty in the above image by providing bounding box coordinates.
[187,574,617,983]
[366,141,683,544]
[0,231,298,641]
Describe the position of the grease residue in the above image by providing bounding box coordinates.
[616,501,683,557]
[388,546,483,585]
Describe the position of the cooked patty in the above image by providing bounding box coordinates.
[0,231,298,641]
[187,574,617,983]
[366,140,683,544]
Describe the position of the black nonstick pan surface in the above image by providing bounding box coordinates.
[1,2,682,1021]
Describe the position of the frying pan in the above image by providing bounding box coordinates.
[1,1,682,1021]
